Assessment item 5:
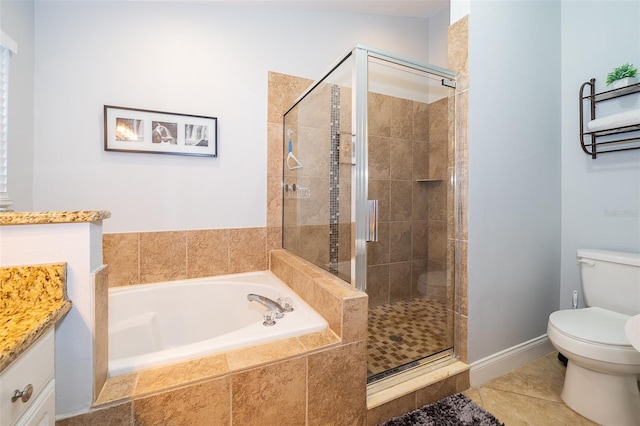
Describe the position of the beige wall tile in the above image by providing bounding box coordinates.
[311,284,343,338]
[140,231,187,283]
[389,221,412,263]
[341,296,369,344]
[231,357,306,425]
[368,92,392,137]
[427,220,447,263]
[367,392,416,426]
[413,137,430,181]
[96,372,138,405]
[298,328,341,352]
[368,179,390,222]
[229,227,267,273]
[458,240,469,316]
[57,402,132,426]
[186,229,229,278]
[410,258,428,298]
[367,264,390,307]
[427,182,447,222]
[390,137,413,181]
[411,221,428,260]
[415,375,458,407]
[457,313,469,363]
[267,175,283,229]
[389,180,412,221]
[298,82,331,129]
[413,101,429,141]
[267,71,312,124]
[428,138,448,181]
[135,354,229,396]
[367,222,389,266]
[226,338,305,372]
[133,377,230,425]
[391,97,414,139]
[103,232,139,286]
[389,262,412,302]
[93,265,109,401]
[369,135,391,180]
[412,181,429,221]
[297,224,330,268]
[266,226,282,252]
[448,15,469,90]
[308,341,367,425]
[455,89,469,169]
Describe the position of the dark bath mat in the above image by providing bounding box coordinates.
[379,393,505,426]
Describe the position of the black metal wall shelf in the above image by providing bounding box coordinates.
[579,78,640,159]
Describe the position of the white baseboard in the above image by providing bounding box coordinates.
[469,334,554,387]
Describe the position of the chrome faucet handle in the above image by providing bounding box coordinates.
[263,310,276,326]
[279,297,294,312]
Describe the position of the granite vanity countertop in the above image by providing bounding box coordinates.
[0,263,71,372]
[0,210,111,225]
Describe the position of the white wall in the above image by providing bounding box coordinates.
[428,5,450,68]
[0,0,35,211]
[467,0,562,363]
[559,1,640,309]
[32,1,435,233]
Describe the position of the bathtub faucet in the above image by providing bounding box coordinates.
[247,294,285,318]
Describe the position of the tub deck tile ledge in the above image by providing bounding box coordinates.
[95,328,341,409]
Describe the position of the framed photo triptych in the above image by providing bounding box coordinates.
[104,105,217,157]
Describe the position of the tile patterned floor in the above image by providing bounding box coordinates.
[367,297,453,376]
[464,352,601,425]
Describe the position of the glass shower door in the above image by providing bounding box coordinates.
[358,52,456,381]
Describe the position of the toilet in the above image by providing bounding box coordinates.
[547,249,640,426]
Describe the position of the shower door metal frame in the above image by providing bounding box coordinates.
[352,45,456,292]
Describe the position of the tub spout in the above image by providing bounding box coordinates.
[247,294,285,318]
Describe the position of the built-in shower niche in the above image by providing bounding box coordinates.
[281,45,457,386]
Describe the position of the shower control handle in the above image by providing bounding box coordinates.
[366,200,379,242]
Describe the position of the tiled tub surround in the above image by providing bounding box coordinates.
[60,249,369,425]
[103,227,282,287]
[0,263,71,371]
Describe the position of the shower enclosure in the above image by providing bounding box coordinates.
[282,45,458,383]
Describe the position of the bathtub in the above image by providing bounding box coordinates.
[108,271,328,376]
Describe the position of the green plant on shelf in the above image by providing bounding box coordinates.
[606,63,638,85]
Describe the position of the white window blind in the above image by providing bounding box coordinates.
[0,29,17,210]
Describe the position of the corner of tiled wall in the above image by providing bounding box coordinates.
[448,14,469,364]
[92,264,109,401]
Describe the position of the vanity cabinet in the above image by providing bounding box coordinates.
[0,329,55,425]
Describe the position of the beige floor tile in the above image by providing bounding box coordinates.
[462,387,483,407]
[478,387,598,426]
[483,352,566,403]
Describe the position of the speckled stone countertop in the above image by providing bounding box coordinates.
[0,210,111,225]
[0,263,71,373]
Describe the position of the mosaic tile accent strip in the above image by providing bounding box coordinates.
[329,84,341,275]
[367,296,453,376]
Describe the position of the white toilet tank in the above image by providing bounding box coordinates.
[578,249,640,316]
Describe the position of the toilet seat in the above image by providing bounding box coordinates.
[549,307,632,346]
[548,307,640,366]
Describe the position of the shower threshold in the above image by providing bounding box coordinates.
[366,349,469,409]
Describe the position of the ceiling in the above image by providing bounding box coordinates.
[177,1,449,18]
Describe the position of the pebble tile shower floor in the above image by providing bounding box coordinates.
[367,296,453,377]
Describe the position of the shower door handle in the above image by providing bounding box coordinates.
[366,200,379,242]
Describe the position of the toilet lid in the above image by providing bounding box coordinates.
[549,307,633,347]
